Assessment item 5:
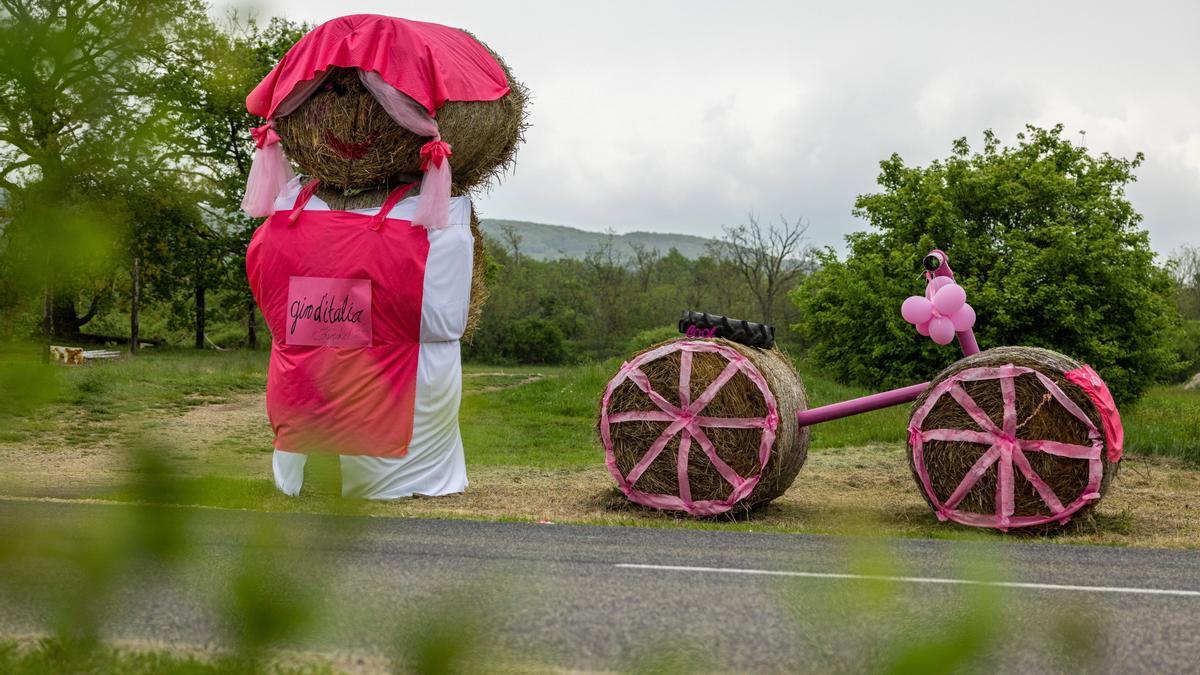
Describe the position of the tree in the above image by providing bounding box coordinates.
[0,0,208,348]
[793,125,1177,404]
[711,215,809,327]
[153,15,308,348]
[498,222,523,266]
[1169,245,1200,320]
[628,241,660,293]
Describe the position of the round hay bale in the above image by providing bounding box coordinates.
[598,338,810,516]
[907,346,1121,532]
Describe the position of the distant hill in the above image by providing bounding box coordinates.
[478,219,714,261]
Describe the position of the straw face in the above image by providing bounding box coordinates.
[275,58,528,196]
[908,346,1119,531]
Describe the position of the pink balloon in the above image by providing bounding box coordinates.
[950,303,976,331]
[926,276,953,296]
[915,320,931,336]
[929,316,956,345]
[901,296,934,325]
[933,283,966,315]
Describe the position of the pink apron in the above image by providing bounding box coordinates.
[246,181,428,458]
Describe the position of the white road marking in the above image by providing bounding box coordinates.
[614,563,1200,598]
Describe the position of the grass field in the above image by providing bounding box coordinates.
[1,348,1198,547]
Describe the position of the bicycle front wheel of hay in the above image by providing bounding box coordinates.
[598,338,810,517]
[907,346,1122,532]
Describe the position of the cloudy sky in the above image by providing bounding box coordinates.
[224,0,1200,255]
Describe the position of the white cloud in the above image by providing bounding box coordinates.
[224,0,1200,253]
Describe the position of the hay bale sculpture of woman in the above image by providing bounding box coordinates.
[242,15,526,498]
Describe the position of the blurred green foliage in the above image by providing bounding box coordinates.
[794,125,1179,405]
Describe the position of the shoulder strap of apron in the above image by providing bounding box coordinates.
[287,179,323,226]
[368,182,420,231]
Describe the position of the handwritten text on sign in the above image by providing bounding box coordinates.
[286,276,372,347]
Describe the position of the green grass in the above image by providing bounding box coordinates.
[0,349,267,445]
[461,361,612,468]
[1122,385,1200,461]
[6,348,1193,465]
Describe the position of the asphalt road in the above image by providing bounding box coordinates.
[1,499,1198,672]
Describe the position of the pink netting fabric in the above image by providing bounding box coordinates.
[599,341,780,516]
[909,364,1105,531]
[1064,365,1124,463]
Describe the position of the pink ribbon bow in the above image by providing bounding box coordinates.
[419,139,453,170]
[251,122,282,149]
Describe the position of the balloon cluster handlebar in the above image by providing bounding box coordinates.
[900,250,977,346]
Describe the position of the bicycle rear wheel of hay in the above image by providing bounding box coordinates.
[598,338,809,516]
[907,346,1122,532]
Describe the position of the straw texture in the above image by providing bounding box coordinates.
[908,346,1119,530]
[603,338,810,513]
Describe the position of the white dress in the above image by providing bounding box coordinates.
[270,178,471,499]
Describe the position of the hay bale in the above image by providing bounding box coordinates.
[907,346,1120,532]
[274,44,526,341]
[275,51,528,196]
[598,337,809,516]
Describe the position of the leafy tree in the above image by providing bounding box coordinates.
[0,0,208,346]
[793,125,1177,404]
[1169,245,1200,320]
[153,15,307,348]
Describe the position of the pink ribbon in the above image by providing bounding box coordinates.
[1064,365,1124,463]
[419,139,453,171]
[909,364,1106,531]
[599,340,780,516]
[251,122,282,149]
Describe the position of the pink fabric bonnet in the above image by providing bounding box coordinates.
[241,14,510,229]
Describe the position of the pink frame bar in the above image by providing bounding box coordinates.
[796,382,929,427]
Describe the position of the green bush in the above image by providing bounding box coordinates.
[793,125,1178,404]
[498,317,567,365]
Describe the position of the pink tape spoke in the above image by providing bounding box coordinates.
[688,361,741,416]
[949,385,1001,434]
[690,425,746,490]
[1000,375,1017,436]
[920,428,996,445]
[996,444,1015,527]
[942,445,1001,510]
[695,416,771,429]
[626,367,682,416]
[1011,445,1065,515]
[1020,439,1100,460]
[1032,371,1096,431]
[625,418,687,486]
[607,410,675,424]
[676,430,693,506]
[678,350,693,409]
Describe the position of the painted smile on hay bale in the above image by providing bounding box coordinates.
[322,129,380,159]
